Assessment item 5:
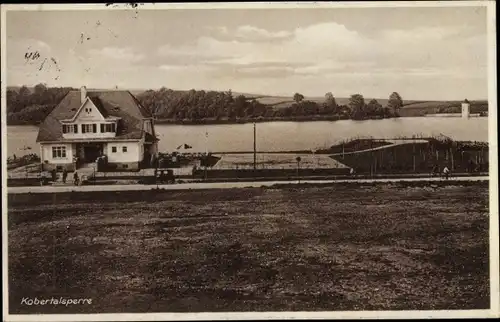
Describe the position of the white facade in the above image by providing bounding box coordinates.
[62,98,120,140]
[41,143,74,164]
[104,141,143,163]
[41,141,145,164]
[461,102,470,118]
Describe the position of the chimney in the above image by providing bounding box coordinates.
[81,86,87,103]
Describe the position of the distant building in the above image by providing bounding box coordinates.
[36,86,159,171]
[462,99,470,119]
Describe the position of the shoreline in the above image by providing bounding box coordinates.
[153,115,390,125]
[6,113,488,127]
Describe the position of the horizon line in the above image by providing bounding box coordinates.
[5,83,488,102]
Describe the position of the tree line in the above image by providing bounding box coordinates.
[136,88,403,122]
[6,84,75,125]
[6,83,403,125]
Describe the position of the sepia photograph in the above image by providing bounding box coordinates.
[1,2,498,321]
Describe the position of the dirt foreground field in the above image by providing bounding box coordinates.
[8,182,489,313]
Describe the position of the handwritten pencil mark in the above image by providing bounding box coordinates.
[38,58,48,71]
[51,57,62,72]
[25,51,41,62]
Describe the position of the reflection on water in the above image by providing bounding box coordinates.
[7,117,489,157]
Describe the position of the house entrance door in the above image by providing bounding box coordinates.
[83,144,102,163]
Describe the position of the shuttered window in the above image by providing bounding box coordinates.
[100,123,116,133]
[82,124,96,133]
[62,125,77,134]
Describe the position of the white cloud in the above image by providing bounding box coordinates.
[158,22,486,79]
[234,25,292,40]
[87,47,145,62]
[210,25,292,41]
[158,22,378,71]
[7,19,486,100]
[159,64,215,72]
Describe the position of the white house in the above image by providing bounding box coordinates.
[36,86,159,171]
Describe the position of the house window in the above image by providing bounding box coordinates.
[100,123,116,133]
[62,124,78,134]
[85,108,92,113]
[52,146,67,159]
[82,124,97,133]
[122,146,128,153]
[112,146,117,153]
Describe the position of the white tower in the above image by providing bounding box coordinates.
[461,99,470,118]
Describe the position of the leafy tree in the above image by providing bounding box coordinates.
[18,86,31,97]
[366,99,383,117]
[293,92,304,103]
[388,92,403,114]
[348,94,366,119]
[34,83,47,95]
[324,92,335,105]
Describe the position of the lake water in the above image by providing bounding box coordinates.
[6,117,489,157]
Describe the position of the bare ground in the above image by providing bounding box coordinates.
[7,182,490,313]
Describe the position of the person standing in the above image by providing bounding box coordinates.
[62,169,68,184]
[443,166,450,180]
[431,164,438,177]
[73,171,79,186]
[51,168,57,182]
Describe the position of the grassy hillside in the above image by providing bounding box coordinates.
[398,100,488,117]
[252,95,487,116]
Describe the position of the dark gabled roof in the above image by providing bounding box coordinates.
[87,96,109,118]
[36,90,155,142]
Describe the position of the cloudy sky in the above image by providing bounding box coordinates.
[5,4,489,100]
